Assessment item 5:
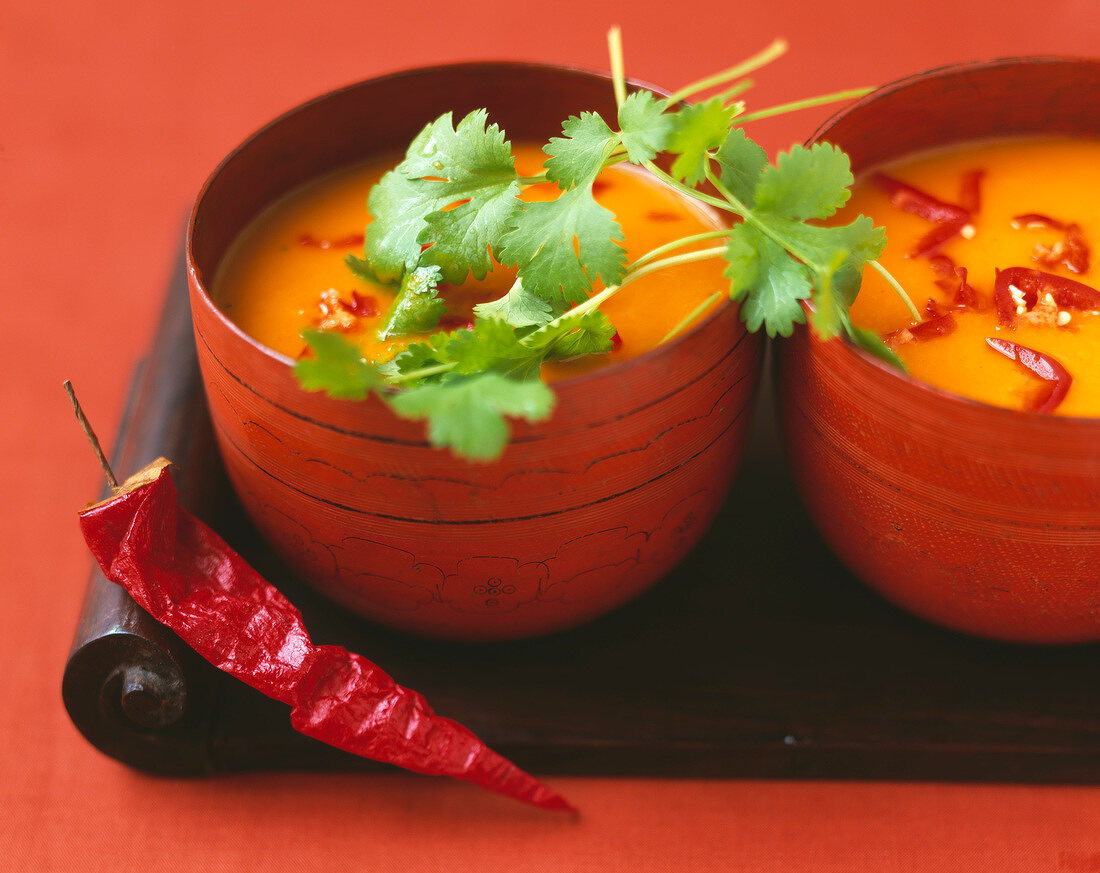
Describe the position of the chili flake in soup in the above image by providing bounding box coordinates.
[214,144,727,380]
[844,138,1100,417]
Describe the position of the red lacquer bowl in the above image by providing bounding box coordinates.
[187,63,762,641]
[777,58,1100,644]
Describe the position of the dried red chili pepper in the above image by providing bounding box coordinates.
[78,460,572,812]
[994,267,1100,326]
[985,337,1072,413]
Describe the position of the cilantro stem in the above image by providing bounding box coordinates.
[715,80,754,108]
[704,164,822,271]
[607,26,627,109]
[737,87,875,123]
[663,39,788,106]
[642,160,737,213]
[869,259,920,321]
[386,361,456,383]
[659,290,726,344]
[624,246,727,284]
[630,230,731,271]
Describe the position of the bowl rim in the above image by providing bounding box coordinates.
[806,54,1100,427]
[185,59,742,399]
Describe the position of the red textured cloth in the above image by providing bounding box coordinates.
[8,0,1100,868]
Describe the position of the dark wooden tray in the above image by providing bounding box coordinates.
[63,254,1100,781]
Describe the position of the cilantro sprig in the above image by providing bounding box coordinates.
[294,29,912,460]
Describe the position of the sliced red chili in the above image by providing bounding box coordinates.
[886,312,957,345]
[909,312,957,341]
[929,254,958,291]
[1057,224,1090,275]
[926,256,978,311]
[297,232,366,249]
[952,265,979,309]
[957,169,984,214]
[78,462,572,812]
[985,337,1072,413]
[339,291,380,318]
[1012,212,1066,230]
[910,218,969,258]
[872,173,971,225]
[1011,214,1091,274]
[994,267,1100,326]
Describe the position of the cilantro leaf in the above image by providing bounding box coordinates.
[378,265,445,339]
[295,330,383,400]
[713,128,768,206]
[363,170,438,285]
[617,91,673,165]
[723,223,810,337]
[392,319,542,382]
[754,143,854,220]
[544,112,618,189]
[527,309,616,359]
[387,373,554,461]
[362,111,521,286]
[665,97,739,185]
[498,185,626,309]
[390,334,450,375]
[848,324,905,369]
[345,252,385,285]
[472,278,557,328]
[405,110,522,283]
[439,318,543,379]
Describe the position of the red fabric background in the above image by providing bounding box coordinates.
[5,1,1100,869]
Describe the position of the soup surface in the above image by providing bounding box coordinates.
[214,145,728,381]
[844,138,1100,416]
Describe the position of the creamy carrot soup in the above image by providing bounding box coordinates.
[214,145,727,380]
[844,138,1100,416]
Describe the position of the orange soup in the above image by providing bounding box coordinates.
[844,138,1100,416]
[214,144,727,380]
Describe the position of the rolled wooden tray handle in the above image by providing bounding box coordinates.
[62,253,219,774]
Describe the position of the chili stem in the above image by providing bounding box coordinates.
[64,380,120,493]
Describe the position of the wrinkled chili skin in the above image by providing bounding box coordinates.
[985,337,1073,413]
[79,465,572,812]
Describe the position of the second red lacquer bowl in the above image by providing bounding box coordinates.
[777,58,1100,644]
